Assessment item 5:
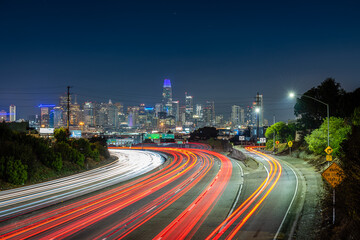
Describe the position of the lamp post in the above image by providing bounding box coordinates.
[289,92,330,147]
[290,92,334,225]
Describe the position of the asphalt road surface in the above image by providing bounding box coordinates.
[0,145,300,240]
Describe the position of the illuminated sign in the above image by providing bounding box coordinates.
[70,130,82,138]
[162,134,174,139]
[39,128,54,134]
[144,133,174,139]
[145,133,160,139]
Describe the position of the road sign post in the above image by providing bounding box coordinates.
[239,136,245,146]
[324,146,333,155]
[288,141,293,155]
[275,141,280,152]
[324,146,333,167]
[322,162,345,225]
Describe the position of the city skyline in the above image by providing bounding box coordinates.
[0,79,266,135]
[0,79,263,122]
[1,1,360,122]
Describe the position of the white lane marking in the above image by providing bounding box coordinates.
[0,150,164,219]
[226,160,243,218]
[220,151,270,232]
[273,160,299,240]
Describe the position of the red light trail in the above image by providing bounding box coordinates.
[0,145,285,240]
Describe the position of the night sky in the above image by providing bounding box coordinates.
[1,0,359,121]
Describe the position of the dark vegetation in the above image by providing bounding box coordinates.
[320,108,360,239]
[189,127,218,140]
[0,125,110,188]
[282,78,360,239]
[294,78,360,135]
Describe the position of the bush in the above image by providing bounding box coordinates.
[305,117,351,157]
[5,156,27,185]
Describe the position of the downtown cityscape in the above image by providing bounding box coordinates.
[1,1,360,240]
[1,79,268,144]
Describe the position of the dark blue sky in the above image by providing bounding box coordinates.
[1,0,359,121]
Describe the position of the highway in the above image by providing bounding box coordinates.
[0,149,164,221]
[0,145,299,239]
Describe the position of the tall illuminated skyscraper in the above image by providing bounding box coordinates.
[184,92,194,126]
[204,101,215,126]
[9,105,16,122]
[84,102,95,127]
[231,105,241,126]
[38,104,55,128]
[254,92,263,127]
[172,100,180,122]
[162,79,173,114]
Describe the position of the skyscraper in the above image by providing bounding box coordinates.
[52,107,63,128]
[204,100,215,126]
[231,105,241,126]
[231,105,245,126]
[162,79,173,114]
[107,99,118,128]
[9,105,16,122]
[172,100,180,123]
[254,92,264,127]
[39,104,55,128]
[84,102,95,127]
[185,92,193,124]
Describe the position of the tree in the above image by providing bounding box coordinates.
[265,121,296,143]
[190,127,218,140]
[72,138,92,157]
[54,128,69,143]
[0,156,5,179]
[5,156,27,185]
[305,117,351,157]
[294,78,345,130]
[329,108,360,239]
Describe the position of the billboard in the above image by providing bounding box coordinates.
[70,130,82,138]
[39,128,54,134]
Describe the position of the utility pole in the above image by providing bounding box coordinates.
[67,86,71,131]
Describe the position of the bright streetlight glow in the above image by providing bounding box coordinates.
[287,91,330,147]
[255,107,260,113]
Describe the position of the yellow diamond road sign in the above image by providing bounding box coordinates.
[324,146,333,155]
[288,141,293,147]
[322,162,345,188]
[326,155,333,161]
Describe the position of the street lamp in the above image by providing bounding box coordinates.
[289,92,330,147]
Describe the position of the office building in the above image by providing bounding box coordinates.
[39,104,55,128]
[9,105,16,122]
[254,92,264,127]
[84,102,95,127]
[0,110,7,122]
[204,100,215,126]
[162,79,173,115]
[172,100,180,123]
